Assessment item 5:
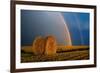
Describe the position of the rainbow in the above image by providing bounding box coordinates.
[58,13,72,45]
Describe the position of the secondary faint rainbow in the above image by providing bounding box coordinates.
[58,13,72,46]
[74,14,84,45]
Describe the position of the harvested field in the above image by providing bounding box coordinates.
[21,46,89,63]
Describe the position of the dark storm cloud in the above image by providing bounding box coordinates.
[21,10,89,46]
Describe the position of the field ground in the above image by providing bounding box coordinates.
[21,46,89,63]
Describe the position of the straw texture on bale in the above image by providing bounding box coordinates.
[32,36,45,55]
[45,36,57,55]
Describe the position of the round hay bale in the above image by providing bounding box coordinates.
[45,35,57,55]
[32,36,45,55]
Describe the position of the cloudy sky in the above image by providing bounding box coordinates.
[21,10,89,46]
